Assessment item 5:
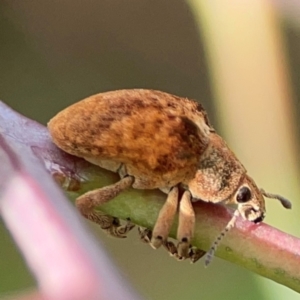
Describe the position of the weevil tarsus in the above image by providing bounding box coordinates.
[162,240,206,263]
[189,246,206,264]
[138,226,152,244]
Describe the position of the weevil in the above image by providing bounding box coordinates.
[48,89,291,265]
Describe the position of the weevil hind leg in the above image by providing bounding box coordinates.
[176,190,195,259]
[150,186,179,249]
[76,175,135,238]
[96,215,135,238]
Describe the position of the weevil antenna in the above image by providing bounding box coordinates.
[205,209,240,267]
[260,189,292,209]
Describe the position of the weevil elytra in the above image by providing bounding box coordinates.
[48,89,291,265]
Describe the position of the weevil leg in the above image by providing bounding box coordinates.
[163,240,181,260]
[138,227,182,260]
[76,176,135,238]
[139,227,182,260]
[98,215,135,238]
[139,223,205,263]
[188,246,206,264]
[163,240,205,263]
[138,226,152,243]
[150,186,179,249]
[176,190,195,259]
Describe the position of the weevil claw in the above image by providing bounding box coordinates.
[177,239,190,259]
[150,235,164,249]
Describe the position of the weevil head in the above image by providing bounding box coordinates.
[205,176,291,266]
[230,175,266,223]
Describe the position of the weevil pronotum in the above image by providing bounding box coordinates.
[48,89,292,265]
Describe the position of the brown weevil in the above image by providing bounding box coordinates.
[48,89,291,265]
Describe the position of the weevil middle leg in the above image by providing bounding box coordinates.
[150,187,198,259]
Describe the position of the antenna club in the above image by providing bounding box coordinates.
[260,189,292,209]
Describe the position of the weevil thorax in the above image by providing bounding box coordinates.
[186,133,246,203]
[185,133,265,223]
[227,174,266,223]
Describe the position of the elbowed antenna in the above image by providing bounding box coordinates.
[204,209,240,267]
[205,189,292,267]
[260,189,292,209]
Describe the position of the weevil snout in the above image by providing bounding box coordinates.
[233,176,266,223]
[240,204,265,223]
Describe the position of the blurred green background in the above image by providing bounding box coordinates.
[1,1,300,299]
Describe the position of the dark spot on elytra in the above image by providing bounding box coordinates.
[133,98,146,108]
[101,116,115,123]
[131,132,139,140]
[122,110,132,116]
[98,122,110,130]
[107,101,132,116]
[116,145,123,154]
[89,128,99,135]
[95,146,104,153]
[81,115,91,122]
[155,155,176,172]
[166,101,177,109]
[153,118,164,130]
[113,132,122,139]
[167,115,176,121]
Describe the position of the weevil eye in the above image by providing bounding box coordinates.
[236,186,252,203]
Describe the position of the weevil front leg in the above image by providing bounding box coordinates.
[139,187,204,263]
[176,190,195,259]
[150,186,179,249]
[76,176,135,238]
